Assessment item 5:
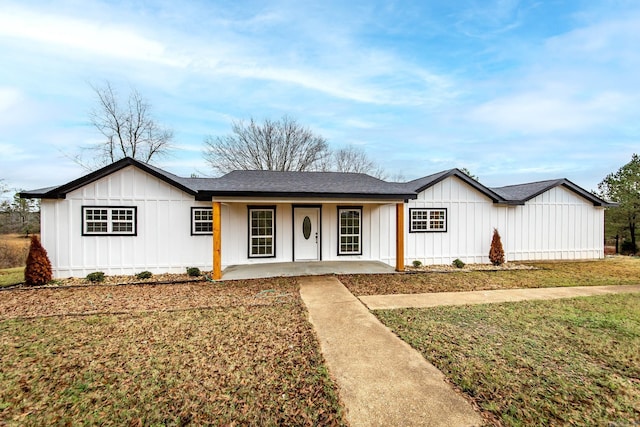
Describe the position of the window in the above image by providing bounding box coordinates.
[82,206,137,236]
[338,207,362,255]
[248,207,276,257]
[191,207,213,235]
[409,208,447,232]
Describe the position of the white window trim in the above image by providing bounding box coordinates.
[337,207,362,255]
[248,206,276,258]
[82,206,137,236]
[191,207,213,235]
[409,208,447,233]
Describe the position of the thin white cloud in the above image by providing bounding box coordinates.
[0,142,32,160]
[0,3,456,107]
[454,0,525,38]
[0,87,22,112]
[470,90,630,134]
[467,9,640,136]
[0,5,181,66]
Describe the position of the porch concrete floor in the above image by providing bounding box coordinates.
[221,260,395,280]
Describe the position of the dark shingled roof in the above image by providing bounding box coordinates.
[19,157,614,206]
[20,157,415,201]
[491,179,613,206]
[199,170,414,198]
[491,180,563,201]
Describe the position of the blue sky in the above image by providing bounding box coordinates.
[1,0,639,196]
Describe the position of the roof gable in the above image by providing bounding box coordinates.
[20,157,197,199]
[405,169,505,203]
[491,179,612,206]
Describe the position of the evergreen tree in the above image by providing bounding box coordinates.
[24,235,52,286]
[489,228,505,266]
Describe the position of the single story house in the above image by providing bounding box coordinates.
[21,157,612,279]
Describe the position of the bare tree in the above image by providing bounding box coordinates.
[84,81,173,168]
[203,116,330,174]
[332,145,386,179]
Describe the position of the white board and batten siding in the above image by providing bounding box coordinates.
[504,186,604,261]
[405,176,604,266]
[41,166,212,278]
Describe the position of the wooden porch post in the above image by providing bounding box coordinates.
[212,201,222,280]
[396,202,404,272]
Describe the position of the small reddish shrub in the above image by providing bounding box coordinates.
[489,228,505,266]
[24,235,52,286]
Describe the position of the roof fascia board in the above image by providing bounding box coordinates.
[559,180,614,207]
[199,191,416,201]
[20,190,62,199]
[210,196,409,204]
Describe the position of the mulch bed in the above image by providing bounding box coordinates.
[0,277,298,320]
[406,262,536,273]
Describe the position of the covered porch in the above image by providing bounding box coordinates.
[210,201,407,279]
[220,260,396,280]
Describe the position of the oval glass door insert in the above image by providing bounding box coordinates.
[302,216,312,239]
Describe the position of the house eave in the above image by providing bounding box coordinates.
[198,191,417,202]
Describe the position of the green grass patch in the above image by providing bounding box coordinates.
[341,257,640,295]
[0,267,23,287]
[375,293,640,426]
[0,302,345,426]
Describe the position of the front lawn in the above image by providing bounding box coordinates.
[376,293,640,426]
[0,267,23,287]
[341,257,640,295]
[0,279,346,426]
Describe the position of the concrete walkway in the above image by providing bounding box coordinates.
[221,260,394,280]
[299,276,482,427]
[359,284,640,310]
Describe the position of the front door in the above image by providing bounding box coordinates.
[294,207,320,261]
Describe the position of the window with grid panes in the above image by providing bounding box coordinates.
[192,208,213,234]
[409,208,447,232]
[248,207,275,257]
[82,207,136,235]
[338,207,362,255]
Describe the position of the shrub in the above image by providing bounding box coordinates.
[136,271,153,279]
[24,235,52,286]
[412,260,422,268]
[186,267,201,277]
[489,228,505,266]
[86,271,105,283]
[621,240,637,255]
[452,258,465,268]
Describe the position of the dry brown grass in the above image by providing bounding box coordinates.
[0,277,346,426]
[0,234,33,269]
